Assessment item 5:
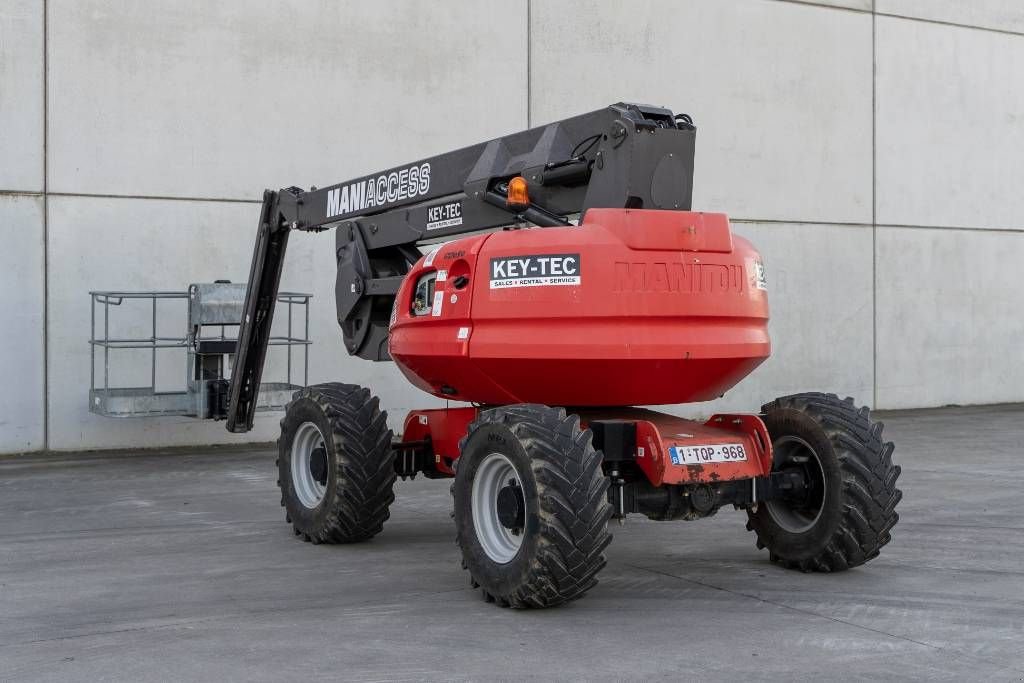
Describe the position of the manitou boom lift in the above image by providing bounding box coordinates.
[226,103,901,609]
[226,103,697,430]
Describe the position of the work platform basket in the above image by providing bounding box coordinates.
[88,282,311,419]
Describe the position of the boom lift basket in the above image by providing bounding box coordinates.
[88,282,311,419]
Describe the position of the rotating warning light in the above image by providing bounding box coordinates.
[506,176,530,212]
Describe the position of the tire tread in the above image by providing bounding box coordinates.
[456,404,612,608]
[750,392,901,572]
[279,382,395,544]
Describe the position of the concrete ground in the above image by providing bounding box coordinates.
[1,405,1023,682]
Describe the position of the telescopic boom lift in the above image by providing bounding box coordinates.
[224,103,901,610]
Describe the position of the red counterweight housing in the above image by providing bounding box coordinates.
[388,208,770,407]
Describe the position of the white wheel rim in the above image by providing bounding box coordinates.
[471,452,525,564]
[291,421,328,508]
[765,435,827,533]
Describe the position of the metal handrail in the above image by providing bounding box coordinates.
[90,289,313,401]
[88,336,312,349]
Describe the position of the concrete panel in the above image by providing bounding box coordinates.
[530,0,872,224]
[0,195,45,453]
[672,222,874,417]
[876,17,1024,229]
[877,0,1024,34]
[788,0,872,10]
[46,0,527,200]
[0,0,44,192]
[875,226,1024,409]
[46,195,440,451]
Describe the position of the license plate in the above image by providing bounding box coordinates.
[669,443,747,465]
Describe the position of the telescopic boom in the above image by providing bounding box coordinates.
[226,103,696,433]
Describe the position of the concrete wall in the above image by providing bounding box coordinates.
[1,0,45,453]
[1,0,1021,453]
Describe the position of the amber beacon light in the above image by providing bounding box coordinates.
[505,176,530,212]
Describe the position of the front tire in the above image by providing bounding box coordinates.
[277,383,395,544]
[747,392,902,572]
[453,405,613,608]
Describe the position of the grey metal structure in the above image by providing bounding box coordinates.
[89,282,311,419]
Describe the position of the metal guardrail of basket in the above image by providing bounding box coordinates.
[89,282,312,419]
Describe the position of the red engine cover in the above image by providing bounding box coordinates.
[388,209,770,407]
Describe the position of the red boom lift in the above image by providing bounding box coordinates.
[225,104,902,608]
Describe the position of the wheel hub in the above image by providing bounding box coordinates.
[496,480,525,532]
[765,435,826,533]
[309,447,328,486]
[471,452,526,564]
[290,422,328,509]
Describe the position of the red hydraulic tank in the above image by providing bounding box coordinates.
[388,208,770,407]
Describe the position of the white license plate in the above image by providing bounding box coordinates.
[669,443,747,465]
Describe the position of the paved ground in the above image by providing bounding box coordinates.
[1,405,1023,681]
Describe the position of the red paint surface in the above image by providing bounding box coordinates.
[401,407,478,476]
[405,406,771,486]
[389,209,770,407]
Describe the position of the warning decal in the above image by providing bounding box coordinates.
[753,259,768,291]
[489,253,581,289]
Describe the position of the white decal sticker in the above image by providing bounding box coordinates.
[489,253,581,289]
[418,415,428,425]
[431,291,443,317]
[435,269,448,282]
[325,162,431,218]
[753,259,768,291]
[637,447,645,458]
[450,294,457,304]
[457,326,470,340]
[426,201,463,231]
[423,246,441,267]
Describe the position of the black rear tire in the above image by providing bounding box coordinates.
[453,405,613,608]
[747,392,902,571]
[277,383,395,544]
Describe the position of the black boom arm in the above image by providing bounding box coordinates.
[226,102,696,433]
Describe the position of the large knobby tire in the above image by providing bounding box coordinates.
[277,383,395,544]
[453,405,613,608]
[747,392,902,572]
